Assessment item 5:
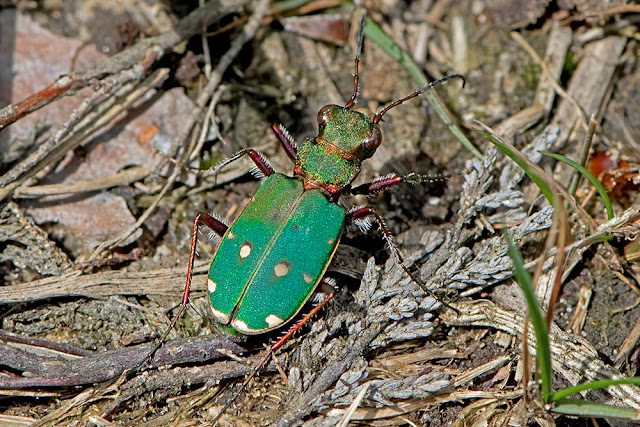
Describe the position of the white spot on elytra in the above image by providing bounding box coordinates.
[265,314,284,328]
[233,319,249,332]
[232,319,259,334]
[302,272,314,283]
[239,244,251,258]
[227,231,236,239]
[210,307,229,324]
[274,262,290,277]
[207,278,217,293]
[327,239,335,245]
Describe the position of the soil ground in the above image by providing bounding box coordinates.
[1,1,639,426]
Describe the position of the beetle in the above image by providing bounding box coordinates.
[162,22,464,422]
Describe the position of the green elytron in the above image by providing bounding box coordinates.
[170,22,464,422]
[208,173,343,334]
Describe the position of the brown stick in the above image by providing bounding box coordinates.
[0,335,249,389]
[0,0,250,129]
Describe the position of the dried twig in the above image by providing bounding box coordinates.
[0,261,209,303]
[0,0,250,129]
[0,69,169,201]
[89,0,271,259]
[12,166,149,198]
[0,335,249,389]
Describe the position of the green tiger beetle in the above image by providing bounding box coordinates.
[156,21,464,423]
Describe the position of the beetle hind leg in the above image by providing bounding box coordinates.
[212,289,335,424]
[347,206,459,313]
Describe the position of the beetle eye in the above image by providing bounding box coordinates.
[317,105,337,124]
[363,127,382,152]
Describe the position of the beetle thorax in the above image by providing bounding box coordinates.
[294,105,382,195]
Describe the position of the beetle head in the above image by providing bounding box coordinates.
[315,104,382,162]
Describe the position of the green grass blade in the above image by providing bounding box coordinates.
[550,377,640,401]
[552,398,640,419]
[271,0,312,13]
[473,123,554,204]
[540,151,614,220]
[504,232,552,401]
[363,18,483,159]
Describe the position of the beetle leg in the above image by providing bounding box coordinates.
[130,213,228,373]
[347,207,458,313]
[211,148,276,178]
[317,276,337,295]
[183,213,227,303]
[171,213,227,330]
[347,206,417,280]
[212,287,335,424]
[271,124,298,162]
[272,286,334,352]
[347,171,466,195]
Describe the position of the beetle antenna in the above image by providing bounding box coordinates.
[345,15,366,109]
[373,74,465,124]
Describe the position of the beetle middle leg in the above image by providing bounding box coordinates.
[347,171,465,196]
[181,213,228,307]
[347,206,420,285]
[211,148,276,179]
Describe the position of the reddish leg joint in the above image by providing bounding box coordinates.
[271,125,298,161]
[349,175,403,195]
[214,149,275,178]
[247,149,276,177]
